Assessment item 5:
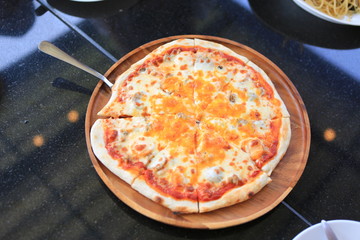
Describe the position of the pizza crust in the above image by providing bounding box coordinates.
[198,172,271,213]
[132,175,199,213]
[246,61,290,118]
[195,38,250,65]
[90,119,140,184]
[261,117,291,175]
[149,38,195,55]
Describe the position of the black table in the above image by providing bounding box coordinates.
[1,0,359,239]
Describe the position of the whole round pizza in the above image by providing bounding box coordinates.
[90,38,291,214]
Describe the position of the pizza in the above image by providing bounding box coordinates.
[90,38,291,213]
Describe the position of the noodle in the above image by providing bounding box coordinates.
[304,0,360,19]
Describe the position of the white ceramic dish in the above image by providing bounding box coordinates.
[293,220,360,240]
[293,0,360,26]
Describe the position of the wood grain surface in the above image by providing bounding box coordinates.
[85,35,311,229]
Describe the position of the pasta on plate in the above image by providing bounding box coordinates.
[304,0,360,19]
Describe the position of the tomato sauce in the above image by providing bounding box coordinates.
[197,181,244,201]
[144,170,197,201]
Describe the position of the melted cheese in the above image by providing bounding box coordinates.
[203,167,224,183]
[147,149,168,170]
[130,137,156,159]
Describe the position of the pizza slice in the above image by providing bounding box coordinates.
[131,139,198,213]
[90,117,161,184]
[202,60,289,120]
[196,123,271,213]
[199,117,291,175]
[98,39,197,118]
[90,114,197,185]
[193,39,249,118]
[243,61,289,119]
[131,114,198,213]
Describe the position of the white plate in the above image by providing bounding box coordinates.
[293,0,360,26]
[293,220,360,240]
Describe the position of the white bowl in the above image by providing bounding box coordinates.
[293,220,360,240]
[293,0,360,26]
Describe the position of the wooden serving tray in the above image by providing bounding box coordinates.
[85,35,310,229]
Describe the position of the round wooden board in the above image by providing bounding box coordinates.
[85,35,310,229]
